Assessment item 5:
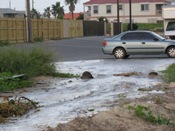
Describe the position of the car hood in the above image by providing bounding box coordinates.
[164,39,175,43]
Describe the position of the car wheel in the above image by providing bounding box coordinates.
[114,48,126,59]
[125,55,130,58]
[167,47,175,58]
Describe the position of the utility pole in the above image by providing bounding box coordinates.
[129,0,132,30]
[26,0,32,42]
[9,1,11,9]
[32,0,34,9]
[117,0,120,34]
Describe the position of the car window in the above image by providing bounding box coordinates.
[139,33,155,41]
[166,22,175,31]
[121,33,139,40]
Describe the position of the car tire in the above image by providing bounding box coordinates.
[125,55,130,58]
[167,46,175,58]
[114,48,126,59]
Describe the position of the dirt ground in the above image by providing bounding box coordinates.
[47,84,175,131]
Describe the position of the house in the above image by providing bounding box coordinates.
[0,8,25,18]
[64,13,81,20]
[83,0,169,23]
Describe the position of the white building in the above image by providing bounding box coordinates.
[83,0,170,23]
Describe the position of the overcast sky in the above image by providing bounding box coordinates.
[0,0,89,13]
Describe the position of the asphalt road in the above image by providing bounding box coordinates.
[2,36,169,62]
[44,36,111,61]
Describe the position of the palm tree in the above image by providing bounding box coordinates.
[30,8,41,18]
[65,0,78,20]
[51,2,64,19]
[43,7,51,18]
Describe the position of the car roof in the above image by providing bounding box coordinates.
[124,30,152,33]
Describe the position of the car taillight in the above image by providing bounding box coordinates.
[103,41,107,46]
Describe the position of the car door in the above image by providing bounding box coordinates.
[139,32,164,54]
[121,32,141,54]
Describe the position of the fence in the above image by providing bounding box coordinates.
[83,21,104,36]
[0,18,26,43]
[0,18,83,43]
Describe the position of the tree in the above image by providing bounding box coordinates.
[98,17,108,23]
[52,2,64,19]
[127,23,138,30]
[43,7,51,18]
[65,0,78,20]
[76,13,83,20]
[30,8,41,18]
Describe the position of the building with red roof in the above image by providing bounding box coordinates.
[64,13,81,20]
[83,0,169,23]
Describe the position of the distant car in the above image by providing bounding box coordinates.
[102,30,175,59]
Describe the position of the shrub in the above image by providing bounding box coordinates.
[33,37,44,42]
[162,63,175,83]
[127,23,138,30]
[106,23,111,34]
[0,48,55,77]
[98,17,108,23]
[0,40,10,47]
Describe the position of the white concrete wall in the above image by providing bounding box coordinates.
[85,2,164,23]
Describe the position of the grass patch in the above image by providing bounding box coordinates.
[128,105,170,125]
[33,37,44,42]
[0,48,79,92]
[0,48,55,77]
[123,23,163,32]
[0,40,10,47]
[162,63,175,83]
[0,72,32,92]
[106,23,111,34]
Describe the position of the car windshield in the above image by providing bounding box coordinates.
[166,21,175,31]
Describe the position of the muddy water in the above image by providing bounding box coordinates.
[0,59,174,131]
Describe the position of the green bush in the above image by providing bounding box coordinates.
[0,48,79,92]
[0,48,55,77]
[162,63,175,83]
[98,17,108,23]
[0,40,10,47]
[127,23,138,30]
[33,37,44,42]
[106,23,111,34]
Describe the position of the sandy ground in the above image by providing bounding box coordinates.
[47,84,175,131]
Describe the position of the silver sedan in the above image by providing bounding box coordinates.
[102,30,175,59]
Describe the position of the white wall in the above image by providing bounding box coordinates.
[85,2,163,23]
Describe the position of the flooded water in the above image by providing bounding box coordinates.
[0,59,174,131]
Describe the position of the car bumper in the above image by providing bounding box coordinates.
[102,47,113,54]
